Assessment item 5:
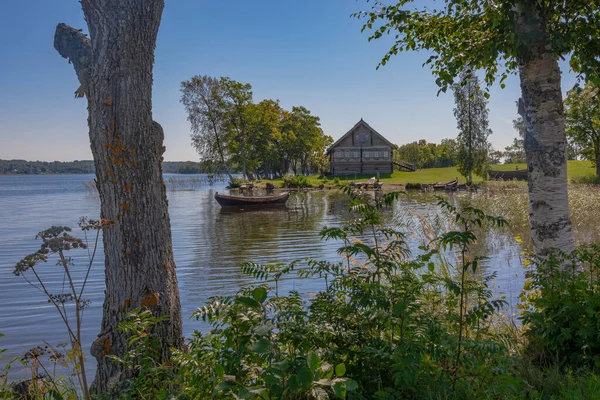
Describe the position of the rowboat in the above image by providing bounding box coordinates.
[488,168,528,181]
[214,191,290,207]
[433,178,458,190]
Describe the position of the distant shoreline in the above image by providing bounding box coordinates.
[0,159,210,175]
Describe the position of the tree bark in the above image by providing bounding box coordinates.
[516,1,575,256]
[54,0,183,393]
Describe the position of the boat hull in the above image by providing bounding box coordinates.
[214,192,290,207]
[488,169,528,181]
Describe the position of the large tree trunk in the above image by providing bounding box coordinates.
[516,1,575,256]
[54,0,183,393]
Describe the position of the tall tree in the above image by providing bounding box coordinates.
[356,0,600,256]
[222,78,253,180]
[564,82,600,177]
[504,116,527,164]
[453,72,492,184]
[181,75,234,180]
[54,0,183,391]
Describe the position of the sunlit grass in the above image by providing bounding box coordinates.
[259,160,594,187]
[469,180,600,248]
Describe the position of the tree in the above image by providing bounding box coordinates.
[504,116,526,164]
[452,72,492,184]
[181,75,234,180]
[222,78,253,180]
[564,82,600,177]
[356,0,600,256]
[54,1,183,391]
[489,149,504,164]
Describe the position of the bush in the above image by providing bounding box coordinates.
[571,174,600,184]
[520,245,600,368]
[265,182,275,191]
[166,190,517,399]
[226,177,243,189]
[281,174,312,188]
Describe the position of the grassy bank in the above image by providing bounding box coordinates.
[258,160,595,188]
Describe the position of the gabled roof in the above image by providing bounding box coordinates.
[326,119,396,154]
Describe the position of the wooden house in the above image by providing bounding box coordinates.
[326,119,396,175]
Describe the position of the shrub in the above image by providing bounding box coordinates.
[282,174,312,188]
[571,174,600,185]
[520,245,600,368]
[265,182,275,191]
[226,177,243,189]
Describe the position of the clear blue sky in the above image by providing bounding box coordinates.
[0,0,578,162]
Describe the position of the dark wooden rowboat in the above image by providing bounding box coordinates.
[433,178,458,190]
[488,168,528,181]
[214,191,290,207]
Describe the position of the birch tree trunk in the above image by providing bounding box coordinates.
[54,0,183,392]
[516,1,575,256]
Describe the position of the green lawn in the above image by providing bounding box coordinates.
[258,160,596,188]
[493,160,595,180]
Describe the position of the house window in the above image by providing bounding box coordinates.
[353,151,359,158]
[364,151,370,159]
[374,151,380,158]
[383,151,389,159]
[345,151,350,159]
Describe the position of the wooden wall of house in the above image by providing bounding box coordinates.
[328,121,394,175]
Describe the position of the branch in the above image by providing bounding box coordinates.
[54,23,92,98]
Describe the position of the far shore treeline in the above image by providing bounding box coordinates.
[0,159,206,175]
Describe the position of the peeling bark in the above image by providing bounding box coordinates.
[54,0,183,393]
[516,1,575,256]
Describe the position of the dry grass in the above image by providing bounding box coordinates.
[470,181,600,247]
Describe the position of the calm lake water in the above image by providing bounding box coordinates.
[0,174,524,378]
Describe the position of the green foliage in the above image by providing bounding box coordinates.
[181,75,333,180]
[355,1,600,92]
[565,82,600,174]
[394,138,458,169]
[520,245,600,368]
[571,174,600,185]
[107,309,175,399]
[281,174,312,188]
[452,72,492,184]
[227,177,243,189]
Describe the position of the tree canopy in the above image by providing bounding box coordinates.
[565,82,600,176]
[181,75,332,179]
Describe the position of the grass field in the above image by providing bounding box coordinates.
[259,160,596,187]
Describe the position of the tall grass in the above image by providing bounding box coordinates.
[470,181,600,247]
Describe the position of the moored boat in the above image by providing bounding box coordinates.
[488,168,528,181]
[433,178,458,190]
[214,191,290,207]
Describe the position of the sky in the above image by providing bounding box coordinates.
[0,0,579,162]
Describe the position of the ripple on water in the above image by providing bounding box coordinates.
[0,175,524,379]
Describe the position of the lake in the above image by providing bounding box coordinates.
[0,174,524,379]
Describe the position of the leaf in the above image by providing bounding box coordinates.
[252,287,268,303]
[514,235,523,243]
[235,296,261,309]
[335,363,346,377]
[298,365,313,389]
[307,351,322,371]
[333,381,347,399]
[249,388,270,400]
[345,378,358,391]
[250,337,271,354]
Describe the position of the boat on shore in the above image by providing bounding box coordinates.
[433,178,458,191]
[214,191,290,207]
[488,168,528,181]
